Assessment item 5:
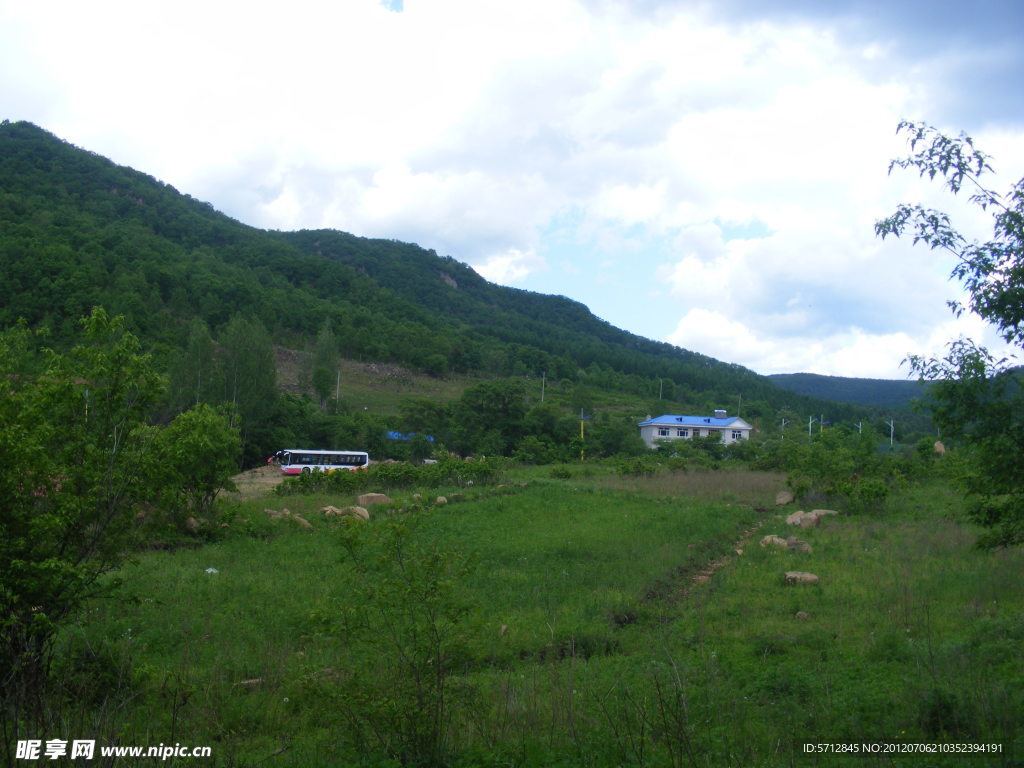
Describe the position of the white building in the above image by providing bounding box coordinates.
[638,410,753,449]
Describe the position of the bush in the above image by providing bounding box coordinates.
[275,456,506,496]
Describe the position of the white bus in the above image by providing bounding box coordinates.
[268,449,370,475]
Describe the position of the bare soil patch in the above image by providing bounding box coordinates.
[225,464,285,500]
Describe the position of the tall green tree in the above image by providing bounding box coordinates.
[454,378,528,455]
[168,316,217,410]
[312,318,338,409]
[146,403,241,528]
[220,313,277,439]
[877,120,1024,546]
[0,310,163,724]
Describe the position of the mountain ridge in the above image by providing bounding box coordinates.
[768,372,928,410]
[0,119,905,433]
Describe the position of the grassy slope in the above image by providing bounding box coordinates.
[64,470,1022,767]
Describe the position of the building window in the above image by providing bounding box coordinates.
[658,428,669,437]
[732,430,744,440]
[677,429,689,437]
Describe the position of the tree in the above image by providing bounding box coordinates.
[167,317,217,411]
[0,310,164,725]
[454,379,528,455]
[146,403,241,528]
[876,120,1024,546]
[219,313,277,445]
[312,318,338,409]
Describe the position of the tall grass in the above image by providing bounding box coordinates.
[50,473,1024,766]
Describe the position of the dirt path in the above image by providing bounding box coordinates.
[224,464,285,500]
[678,515,768,597]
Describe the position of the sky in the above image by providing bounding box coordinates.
[2,0,1023,379]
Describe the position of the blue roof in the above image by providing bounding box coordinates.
[638,414,744,428]
[385,431,436,442]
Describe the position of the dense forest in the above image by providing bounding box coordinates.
[0,120,926,462]
[768,372,929,409]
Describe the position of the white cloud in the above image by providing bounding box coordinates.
[470,248,546,285]
[2,0,1023,378]
[666,308,1017,379]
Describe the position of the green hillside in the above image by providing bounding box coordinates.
[769,372,930,409]
[0,120,901,461]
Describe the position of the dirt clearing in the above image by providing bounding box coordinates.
[225,464,285,500]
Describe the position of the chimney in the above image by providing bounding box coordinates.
[714,409,727,420]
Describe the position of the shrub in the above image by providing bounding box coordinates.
[275,456,506,496]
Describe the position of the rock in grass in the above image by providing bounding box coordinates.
[776,490,796,506]
[785,510,808,526]
[784,571,819,586]
[322,505,369,520]
[810,509,839,520]
[357,493,392,506]
[761,534,788,548]
[785,536,813,553]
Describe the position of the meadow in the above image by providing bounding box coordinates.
[53,466,1024,767]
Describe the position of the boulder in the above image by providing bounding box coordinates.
[790,509,839,528]
[264,508,283,519]
[291,514,313,530]
[785,510,808,526]
[322,505,370,521]
[934,440,946,455]
[795,611,810,620]
[785,536,813,553]
[343,506,370,521]
[435,496,448,505]
[760,534,788,549]
[184,516,200,533]
[357,493,392,507]
[775,490,796,506]
[784,571,819,586]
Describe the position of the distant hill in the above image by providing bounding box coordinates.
[768,372,929,410]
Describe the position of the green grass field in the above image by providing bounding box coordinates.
[53,468,1024,767]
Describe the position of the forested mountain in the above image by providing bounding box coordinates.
[1,120,898,461]
[768,373,929,409]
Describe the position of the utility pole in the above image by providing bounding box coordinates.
[886,419,895,448]
[808,416,819,436]
[541,371,546,403]
[780,417,789,440]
